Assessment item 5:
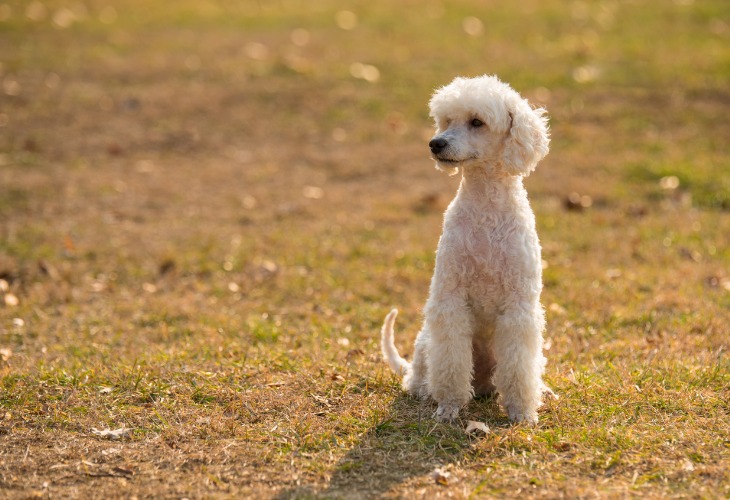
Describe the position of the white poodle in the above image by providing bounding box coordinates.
[381,75,551,424]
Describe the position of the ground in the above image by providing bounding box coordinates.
[1,0,729,498]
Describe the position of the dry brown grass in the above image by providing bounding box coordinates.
[1,0,729,497]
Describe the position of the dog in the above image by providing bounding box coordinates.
[381,75,551,424]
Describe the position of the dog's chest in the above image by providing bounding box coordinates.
[437,204,539,284]
[440,214,507,267]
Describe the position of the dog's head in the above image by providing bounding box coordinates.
[428,75,549,176]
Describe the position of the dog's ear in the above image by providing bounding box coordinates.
[501,103,550,176]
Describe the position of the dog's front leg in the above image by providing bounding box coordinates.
[424,297,475,422]
[492,302,546,424]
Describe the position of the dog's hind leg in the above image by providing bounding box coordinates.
[403,326,430,398]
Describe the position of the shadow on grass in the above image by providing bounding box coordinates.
[276,392,509,498]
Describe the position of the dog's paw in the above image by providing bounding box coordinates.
[506,407,538,425]
[542,385,559,400]
[403,375,429,399]
[434,403,460,423]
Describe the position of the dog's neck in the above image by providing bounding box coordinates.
[458,165,524,203]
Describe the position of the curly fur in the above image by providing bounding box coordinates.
[381,75,552,424]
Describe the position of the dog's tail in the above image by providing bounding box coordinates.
[381,308,410,376]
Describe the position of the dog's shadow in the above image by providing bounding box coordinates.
[275,392,511,498]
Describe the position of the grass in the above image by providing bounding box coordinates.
[1,0,729,497]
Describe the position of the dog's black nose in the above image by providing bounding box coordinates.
[429,137,447,154]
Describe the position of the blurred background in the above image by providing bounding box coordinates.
[1,0,728,315]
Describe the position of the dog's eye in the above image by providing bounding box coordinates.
[470,118,484,128]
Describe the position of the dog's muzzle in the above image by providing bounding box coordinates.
[429,137,448,155]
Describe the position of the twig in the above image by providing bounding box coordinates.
[242,400,258,419]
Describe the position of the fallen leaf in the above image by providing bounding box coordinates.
[260,260,278,273]
[158,259,176,276]
[302,185,324,200]
[432,467,451,486]
[0,348,12,362]
[346,348,365,360]
[626,204,648,218]
[465,420,490,435]
[4,293,19,307]
[349,62,379,83]
[37,260,60,280]
[548,303,566,315]
[414,192,443,213]
[112,465,134,476]
[63,235,76,253]
[106,141,124,156]
[659,175,680,190]
[91,426,133,439]
[462,16,484,37]
[563,192,592,211]
[335,10,358,30]
[554,442,571,452]
[311,394,331,407]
